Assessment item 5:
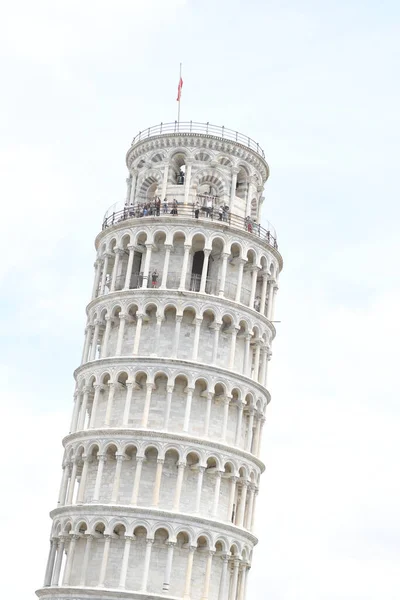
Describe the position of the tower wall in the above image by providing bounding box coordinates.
[37,123,282,600]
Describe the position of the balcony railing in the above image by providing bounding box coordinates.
[102,200,278,250]
[130,121,266,159]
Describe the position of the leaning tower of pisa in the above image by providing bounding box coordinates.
[37,121,282,600]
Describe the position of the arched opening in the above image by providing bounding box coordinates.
[171,152,187,185]
[190,250,204,291]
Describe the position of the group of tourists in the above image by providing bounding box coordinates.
[110,197,277,248]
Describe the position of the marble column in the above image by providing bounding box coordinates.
[76,456,89,504]
[104,382,116,427]
[98,534,111,587]
[115,312,127,356]
[229,559,240,600]
[161,244,172,288]
[119,536,133,589]
[173,461,186,511]
[229,328,239,370]
[89,384,104,428]
[201,550,215,600]
[203,392,213,437]
[141,243,153,288]
[179,245,191,290]
[129,169,138,205]
[259,272,268,315]
[163,542,175,592]
[212,322,222,363]
[249,266,259,308]
[161,163,169,200]
[163,384,174,430]
[80,534,93,587]
[195,466,205,513]
[122,382,135,427]
[229,168,239,210]
[62,535,78,585]
[192,317,202,361]
[200,248,211,293]
[183,546,196,600]
[130,456,144,505]
[141,381,155,428]
[93,454,106,502]
[227,476,238,522]
[235,259,245,303]
[173,315,183,358]
[183,387,194,432]
[152,458,164,507]
[43,539,57,586]
[184,159,193,204]
[123,245,135,290]
[133,313,143,355]
[91,259,102,300]
[212,471,222,517]
[141,539,154,592]
[218,252,230,297]
[51,538,65,586]
[111,454,124,503]
[218,555,229,600]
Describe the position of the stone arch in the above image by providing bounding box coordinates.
[137,169,163,200]
[193,168,227,197]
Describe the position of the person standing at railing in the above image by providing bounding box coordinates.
[171,199,178,215]
[194,201,200,219]
[218,205,223,221]
[163,198,168,214]
[151,270,159,288]
[223,205,229,222]
[156,197,161,216]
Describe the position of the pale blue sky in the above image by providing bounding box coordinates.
[0,1,399,598]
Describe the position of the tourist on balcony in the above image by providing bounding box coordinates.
[218,205,223,221]
[156,197,161,216]
[171,199,178,215]
[223,205,229,222]
[151,270,159,288]
[194,200,200,219]
[163,198,168,213]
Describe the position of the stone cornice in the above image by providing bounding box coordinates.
[62,427,266,473]
[49,504,259,546]
[85,287,277,339]
[74,356,271,405]
[94,215,283,271]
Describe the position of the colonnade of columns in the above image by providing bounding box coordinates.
[82,313,272,387]
[92,245,278,321]
[45,530,250,600]
[57,452,259,531]
[70,381,265,453]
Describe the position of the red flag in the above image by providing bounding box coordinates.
[176,76,183,101]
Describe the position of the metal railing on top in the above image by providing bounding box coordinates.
[102,200,278,250]
[130,121,266,159]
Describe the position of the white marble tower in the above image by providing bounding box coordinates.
[37,121,282,600]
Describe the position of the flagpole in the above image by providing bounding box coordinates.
[177,62,182,126]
